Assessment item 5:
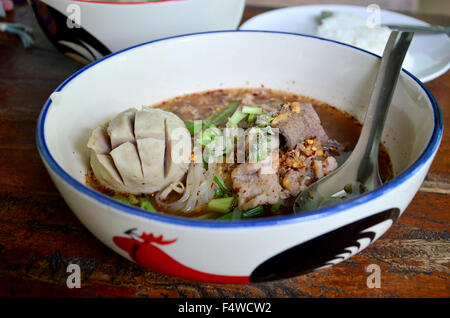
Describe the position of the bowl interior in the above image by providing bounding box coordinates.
[41,31,436,204]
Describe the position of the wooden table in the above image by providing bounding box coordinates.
[0,4,448,298]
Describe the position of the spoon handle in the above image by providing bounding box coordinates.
[351,31,413,185]
[383,24,450,35]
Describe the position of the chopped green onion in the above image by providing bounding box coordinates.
[213,173,228,194]
[217,211,233,220]
[197,126,221,146]
[248,113,255,123]
[185,121,202,135]
[270,202,281,213]
[211,101,241,125]
[231,207,242,220]
[208,197,235,214]
[215,188,224,197]
[140,196,157,212]
[202,120,216,129]
[217,207,241,221]
[228,110,247,126]
[242,106,263,115]
[248,132,269,163]
[114,194,130,204]
[256,114,274,127]
[203,136,229,164]
[187,120,218,138]
[186,121,194,134]
[242,206,264,218]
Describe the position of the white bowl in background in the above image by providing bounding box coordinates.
[31,0,245,64]
[240,5,450,83]
[37,31,442,283]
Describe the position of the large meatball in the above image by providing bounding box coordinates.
[87,107,191,194]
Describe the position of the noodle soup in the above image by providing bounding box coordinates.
[86,88,392,220]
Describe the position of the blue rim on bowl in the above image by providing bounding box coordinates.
[36,30,443,228]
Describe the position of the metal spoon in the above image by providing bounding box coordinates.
[294,31,414,214]
[383,24,450,35]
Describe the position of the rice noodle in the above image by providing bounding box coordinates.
[158,181,185,200]
[155,162,216,213]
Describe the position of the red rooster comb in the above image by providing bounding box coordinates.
[140,233,177,245]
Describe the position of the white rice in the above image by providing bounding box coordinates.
[317,12,414,71]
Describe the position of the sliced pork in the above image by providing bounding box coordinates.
[271,102,329,149]
[231,153,282,210]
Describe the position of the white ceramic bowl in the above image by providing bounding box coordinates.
[31,0,245,64]
[37,31,442,283]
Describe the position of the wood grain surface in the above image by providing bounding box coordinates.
[0,4,448,298]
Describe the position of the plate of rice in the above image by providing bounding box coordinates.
[240,4,450,82]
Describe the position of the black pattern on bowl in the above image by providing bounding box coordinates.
[249,208,400,282]
[30,0,111,65]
